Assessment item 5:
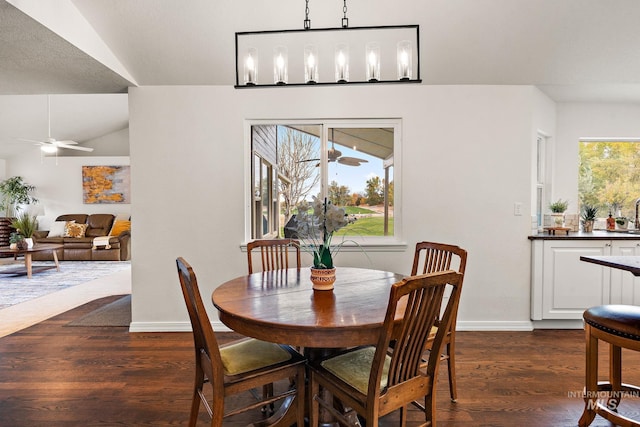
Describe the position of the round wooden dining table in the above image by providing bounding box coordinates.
[212,267,406,351]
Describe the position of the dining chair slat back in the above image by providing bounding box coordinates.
[309,270,463,427]
[411,241,468,402]
[176,257,306,427]
[247,239,301,274]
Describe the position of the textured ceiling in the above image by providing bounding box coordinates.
[0,1,131,94]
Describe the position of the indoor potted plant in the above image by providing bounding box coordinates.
[295,196,355,291]
[0,176,38,247]
[11,212,38,248]
[0,176,38,218]
[616,216,629,230]
[549,199,569,226]
[8,231,25,250]
[581,204,598,232]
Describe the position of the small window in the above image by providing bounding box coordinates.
[578,139,640,223]
[248,120,401,243]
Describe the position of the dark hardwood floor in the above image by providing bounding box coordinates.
[1,296,639,426]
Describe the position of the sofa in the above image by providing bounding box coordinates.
[32,214,131,261]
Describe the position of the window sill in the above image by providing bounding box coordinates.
[241,239,408,252]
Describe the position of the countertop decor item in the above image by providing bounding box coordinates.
[549,199,569,226]
[581,204,598,232]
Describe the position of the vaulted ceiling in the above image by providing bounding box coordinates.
[2,0,640,158]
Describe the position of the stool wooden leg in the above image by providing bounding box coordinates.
[579,324,598,427]
[610,343,622,410]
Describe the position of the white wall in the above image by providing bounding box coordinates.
[65,127,130,157]
[555,103,640,210]
[7,152,130,229]
[129,84,553,331]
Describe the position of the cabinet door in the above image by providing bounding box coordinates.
[610,240,640,304]
[542,240,610,319]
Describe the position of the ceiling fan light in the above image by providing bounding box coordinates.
[41,145,57,154]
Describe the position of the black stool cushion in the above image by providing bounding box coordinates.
[584,305,640,341]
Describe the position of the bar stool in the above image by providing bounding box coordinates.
[579,305,640,427]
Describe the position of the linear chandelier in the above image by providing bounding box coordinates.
[234,1,421,88]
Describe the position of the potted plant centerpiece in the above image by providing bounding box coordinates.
[295,196,355,291]
[549,199,569,227]
[11,212,38,248]
[581,204,598,232]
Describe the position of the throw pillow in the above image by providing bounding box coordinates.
[48,220,72,238]
[109,219,131,236]
[65,222,88,238]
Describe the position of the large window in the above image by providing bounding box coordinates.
[578,139,640,224]
[247,120,401,243]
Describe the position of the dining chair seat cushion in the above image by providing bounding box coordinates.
[321,346,390,395]
[220,339,292,376]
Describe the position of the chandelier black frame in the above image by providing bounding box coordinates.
[234,24,421,88]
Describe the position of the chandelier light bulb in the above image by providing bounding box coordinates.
[335,43,349,83]
[366,42,380,82]
[243,48,258,85]
[397,40,412,80]
[273,46,288,85]
[304,45,319,84]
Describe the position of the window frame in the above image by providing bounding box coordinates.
[244,118,406,250]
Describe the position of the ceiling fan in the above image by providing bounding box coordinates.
[301,130,368,167]
[17,95,94,153]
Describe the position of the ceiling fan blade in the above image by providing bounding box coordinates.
[338,156,368,166]
[297,158,320,163]
[56,140,79,145]
[16,138,46,144]
[56,143,94,152]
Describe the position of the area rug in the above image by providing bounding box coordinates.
[0,261,131,309]
[67,294,131,327]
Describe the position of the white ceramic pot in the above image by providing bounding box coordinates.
[25,237,34,248]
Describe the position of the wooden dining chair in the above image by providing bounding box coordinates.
[246,239,301,274]
[176,257,306,427]
[412,241,467,402]
[309,270,463,427]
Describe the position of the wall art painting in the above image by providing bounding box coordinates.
[82,165,131,204]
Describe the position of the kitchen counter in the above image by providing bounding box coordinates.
[529,230,640,240]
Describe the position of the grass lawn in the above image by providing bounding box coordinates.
[284,205,393,237]
[336,216,394,237]
[344,206,376,214]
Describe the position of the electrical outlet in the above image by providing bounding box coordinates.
[514,202,523,216]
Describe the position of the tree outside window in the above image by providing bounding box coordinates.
[578,140,640,222]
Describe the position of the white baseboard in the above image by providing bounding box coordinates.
[129,321,192,332]
[129,320,233,333]
[456,320,534,331]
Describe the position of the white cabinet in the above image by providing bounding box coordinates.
[531,239,640,320]
[610,240,640,305]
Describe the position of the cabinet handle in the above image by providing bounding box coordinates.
[605,243,612,247]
